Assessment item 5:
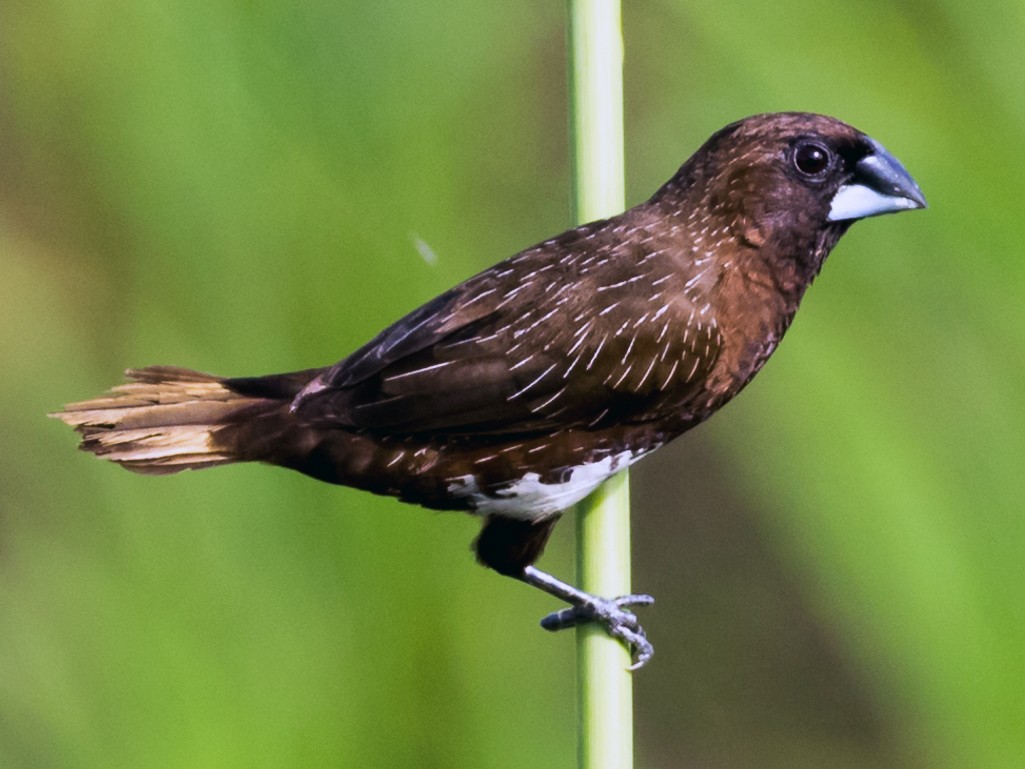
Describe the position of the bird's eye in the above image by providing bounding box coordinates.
[793,141,832,177]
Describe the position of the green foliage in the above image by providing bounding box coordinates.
[1,2,1022,768]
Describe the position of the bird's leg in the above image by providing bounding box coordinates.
[520,565,655,670]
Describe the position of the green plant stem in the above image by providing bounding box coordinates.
[567,2,633,769]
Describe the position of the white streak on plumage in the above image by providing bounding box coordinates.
[585,333,608,371]
[508,363,558,400]
[661,358,681,390]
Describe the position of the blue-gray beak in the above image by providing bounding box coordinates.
[828,138,927,222]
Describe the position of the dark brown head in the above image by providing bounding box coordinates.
[654,112,926,279]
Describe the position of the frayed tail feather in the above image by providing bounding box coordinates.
[51,366,273,474]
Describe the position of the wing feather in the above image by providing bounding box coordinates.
[295,224,722,436]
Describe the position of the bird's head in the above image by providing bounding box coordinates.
[657,112,926,278]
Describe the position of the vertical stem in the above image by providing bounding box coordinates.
[568,0,625,225]
[567,3,633,769]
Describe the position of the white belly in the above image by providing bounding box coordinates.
[446,450,644,520]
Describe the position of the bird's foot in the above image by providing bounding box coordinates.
[539,593,655,669]
[520,565,655,669]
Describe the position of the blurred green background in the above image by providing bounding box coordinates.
[2,2,1023,767]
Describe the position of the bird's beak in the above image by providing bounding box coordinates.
[827,138,927,222]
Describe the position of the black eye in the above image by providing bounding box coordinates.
[793,141,832,177]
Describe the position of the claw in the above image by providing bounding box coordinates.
[520,566,655,669]
[538,593,655,669]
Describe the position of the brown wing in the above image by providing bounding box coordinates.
[296,225,723,436]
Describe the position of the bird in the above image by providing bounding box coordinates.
[52,112,926,668]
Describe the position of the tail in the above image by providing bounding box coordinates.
[50,366,316,475]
